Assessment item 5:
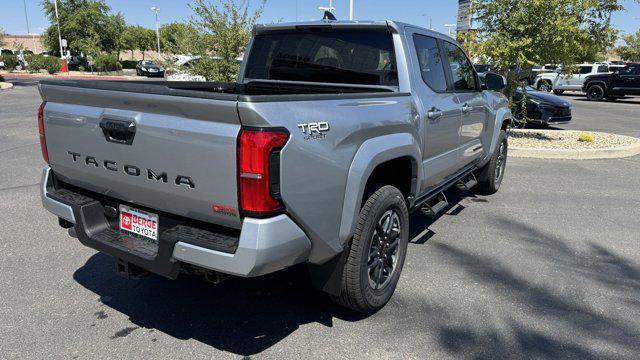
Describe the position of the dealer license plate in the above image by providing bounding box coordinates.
[119,205,159,241]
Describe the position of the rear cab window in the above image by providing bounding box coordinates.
[244,29,398,87]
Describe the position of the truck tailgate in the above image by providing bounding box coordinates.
[39,83,242,229]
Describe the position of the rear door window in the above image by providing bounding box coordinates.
[618,66,639,75]
[245,29,398,86]
[413,34,448,92]
[597,65,609,73]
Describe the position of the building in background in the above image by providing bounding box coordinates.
[3,34,45,53]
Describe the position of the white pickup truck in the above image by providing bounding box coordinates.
[534,63,612,95]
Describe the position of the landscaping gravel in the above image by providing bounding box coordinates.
[509,129,640,150]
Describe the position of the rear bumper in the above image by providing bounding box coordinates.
[40,166,311,277]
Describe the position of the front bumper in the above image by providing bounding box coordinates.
[527,104,572,125]
[139,69,165,77]
[40,166,311,278]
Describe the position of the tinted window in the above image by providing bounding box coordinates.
[413,35,447,92]
[597,65,609,73]
[442,41,477,91]
[245,29,398,86]
[618,66,638,75]
[579,66,593,74]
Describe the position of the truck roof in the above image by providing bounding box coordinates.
[253,19,452,40]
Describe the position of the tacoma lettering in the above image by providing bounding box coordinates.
[66,151,194,188]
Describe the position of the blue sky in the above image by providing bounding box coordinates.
[2,0,639,36]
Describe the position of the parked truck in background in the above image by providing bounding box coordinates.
[533,63,611,94]
[583,63,640,101]
[38,19,511,313]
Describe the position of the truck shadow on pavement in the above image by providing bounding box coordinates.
[71,190,471,356]
[73,254,367,355]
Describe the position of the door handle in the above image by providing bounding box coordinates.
[427,108,443,120]
[462,104,473,113]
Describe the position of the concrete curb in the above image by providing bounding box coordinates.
[0,82,14,91]
[510,138,640,160]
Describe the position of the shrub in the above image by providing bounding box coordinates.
[42,56,61,74]
[94,54,120,72]
[25,54,44,73]
[1,54,18,72]
[578,133,595,143]
[120,60,137,69]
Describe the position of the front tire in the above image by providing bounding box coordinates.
[477,130,508,195]
[553,89,565,95]
[586,85,605,101]
[331,185,409,313]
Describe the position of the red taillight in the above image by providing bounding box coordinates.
[38,102,49,164]
[238,128,289,216]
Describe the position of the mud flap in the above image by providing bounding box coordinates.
[307,245,350,296]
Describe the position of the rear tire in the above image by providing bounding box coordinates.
[477,130,508,195]
[331,185,409,313]
[586,85,605,101]
[537,81,552,92]
[553,89,565,95]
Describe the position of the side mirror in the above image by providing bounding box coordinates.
[484,72,506,91]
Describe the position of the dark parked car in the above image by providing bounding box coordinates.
[512,86,572,127]
[583,64,640,101]
[136,60,165,77]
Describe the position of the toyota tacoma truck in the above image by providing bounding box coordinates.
[38,19,511,313]
[582,63,640,101]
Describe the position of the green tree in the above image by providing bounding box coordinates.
[616,30,640,61]
[119,25,140,60]
[186,0,265,81]
[137,27,156,60]
[159,22,203,55]
[472,0,631,96]
[41,0,124,56]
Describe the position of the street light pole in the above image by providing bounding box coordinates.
[53,0,64,57]
[349,0,353,20]
[151,7,161,54]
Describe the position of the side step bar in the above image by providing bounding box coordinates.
[456,172,478,192]
[420,192,448,217]
[412,165,479,217]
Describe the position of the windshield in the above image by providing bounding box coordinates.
[473,64,491,73]
[245,29,398,86]
[141,61,155,66]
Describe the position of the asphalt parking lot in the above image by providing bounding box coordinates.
[1,82,639,359]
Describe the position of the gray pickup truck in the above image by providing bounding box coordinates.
[39,20,511,313]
